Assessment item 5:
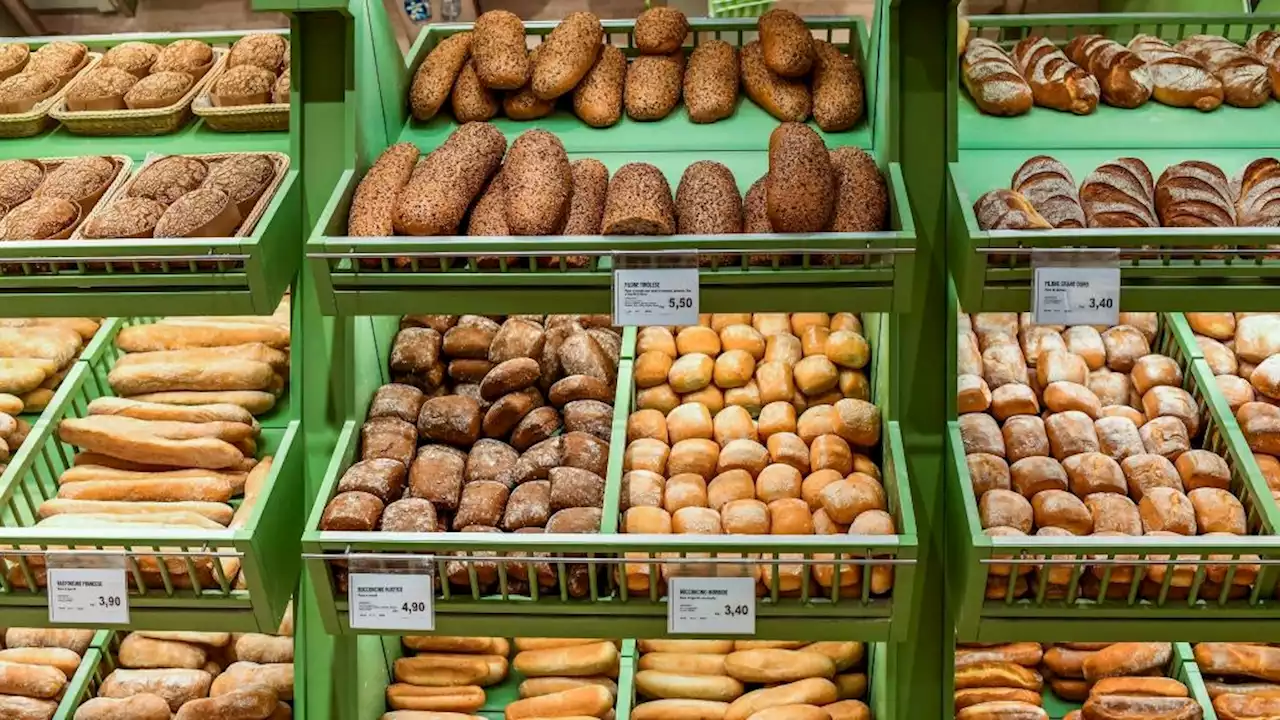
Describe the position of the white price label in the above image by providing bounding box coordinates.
[1033,266,1120,326]
[612,267,699,327]
[47,568,129,625]
[348,573,435,631]
[667,577,756,635]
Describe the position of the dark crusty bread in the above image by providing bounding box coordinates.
[766,122,834,233]
[811,40,864,132]
[1010,35,1099,115]
[418,395,482,447]
[973,189,1052,231]
[503,129,571,236]
[349,143,420,237]
[1080,157,1158,228]
[625,52,684,122]
[451,60,499,123]
[82,197,165,239]
[1064,34,1152,109]
[1009,155,1085,229]
[634,7,688,55]
[758,9,815,78]
[1175,34,1270,108]
[504,46,555,120]
[829,147,886,232]
[743,176,771,233]
[564,159,608,235]
[740,41,810,122]
[1155,160,1235,227]
[675,160,742,234]
[532,12,602,100]
[381,497,438,532]
[572,44,625,128]
[472,10,530,90]
[409,444,466,510]
[410,32,472,121]
[1237,157,1280,227]
[683,40,738,124]
[1247,30,1280,99]
[0,197,78,240]
[602,162,676,235]
[395,122,506,236]
[129,156,207,206]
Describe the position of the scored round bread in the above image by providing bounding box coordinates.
[634,7,689,55]
[811,40,864,132]
[829,147,886,232]
[212,65,275,103]
[0,43,30,78]
[66,66,137,106]
[81,197,166,239]
[153,188,238,238]
[472,10,530,90]
[0,197,78,240]
[101,41,160,77]
[409,31,472,121]
[0,160,42,208]
[767,122,835,233]
[124,71,195,109]
[684,40,738,124]
[625,52,684,121]
[35,155,115,204]
[572,44,626,128]
[203,154,275,213]
[602,162,676,235]
[228,33,288,73]
[152,38,213,75]
[675,160,743,234]
[0,71,57,104]
[129,156,209,205]
[741,41,811,122]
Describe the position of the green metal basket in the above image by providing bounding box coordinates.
[303,314,917,641]
[1031,642,1216,719]
[708,0,774,18]
[948,313,1280,642]
[948,153,1280,312]
[0,318,304,632]
[958,14,1280,151]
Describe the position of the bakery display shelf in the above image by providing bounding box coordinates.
[306,157,913,317]
[948,314,1280,643]
[0,318,303,632]
[948,150,1280,313]
[396,16,876,154]
[957,14,1280,150]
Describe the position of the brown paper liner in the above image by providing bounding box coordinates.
[187,59,214,81]
[125,87,187,110]
[50,55,89,90]
[67,90,127,112]
[210,89,272,108]
[182,199,242,238]
[0,83,58,114]
[47,204,83,240]
[232,185,268,218]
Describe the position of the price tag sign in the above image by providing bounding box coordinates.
[667,577,756,635]
[1033,265,1120,326]
[46,552,129,625]
[612,266,699,327]
[348,573,435,631]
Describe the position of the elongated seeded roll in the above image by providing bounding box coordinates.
[676,161,742,234]
[410,32,472,121]
[812,40,864,132]
[741,41,810,121]
[758,9,815,77]
[564,159,608,235]
[532,12,603,100]
[394,123,506,236]
[573,44,625,128]
[503,129,572,236]
[472,10,529,90]
[684,40,738,124]
[626,52,684,121]
[504,46,554,120]
[451,60,499,123]
[602,163,675,235]
[743,176,771,233]
[767,122,834,233]
[829,146,886,232]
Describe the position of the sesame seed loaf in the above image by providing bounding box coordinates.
[531,11,603,100]
[625,52,684,121]
[450,59,500,123]
[811,40,865,132]
[758,9,815,78]
[741,41,811,122]
[473,10,530,91]
[503,129,571,236]
[684,40,738,124]
[410,32,472,122]
[743,175,772,233]
[766,122,835,233]
[394,122,506,236]
[467,169,510,237]
[634,7,689,56]
[349,143,420,237]
[228,34,288,74]
[0,71,56,105]
[676,160,743,235]
[572,44,625,128]
[204,154,275,210]
[82,197,166,239]
[829,147,887,232]
[1,197,78,240]
[101,41,159,78]
[602,162,675,236]
[28,41,87,78]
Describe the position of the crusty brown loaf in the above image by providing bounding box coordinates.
[1064,34,1152,108]
[675,160,742,235]
[1010,155,1085,229]
[974,189,1051,231]
[563,159,608,235]
[758,9,814,78]
[472,10,530,90]
[1237,157,1280,227]
[811,40,864,132]
[767,122,835,233]
[634,6,688,55]
[743,176,771,233]
[1080,157,1158,228]
[531,11,602,100]
[505,46,555,121]
[1011,35,1099,115]
[1175,34,1270,108]
[625,52,684,122]
[1128,34,1223,111]
[962,38,1033,117]
[1,197,78,240]
[829,146,887,232]
[394,122,505,236]
[572,44,625,128]
[502,129,571,236]
[450,60,499,123]
[1155,160,1235,227]
[741,41,810,122]
[1248,29,1280,99]
[128,156,207,206]
[410,32,472,121]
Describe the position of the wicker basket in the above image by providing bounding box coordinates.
[0,53,101,139]
[49,48,226,137]
[191,62,289,133]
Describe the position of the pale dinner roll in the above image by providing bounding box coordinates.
[819,473,885,524]
[1062,326,1105,370]
[831,313,861,333]
[683,386,725,415]
[1044,410,1099,459]
[624,470,666,509]
[1216,375,1255,412]
[764,333,803,366]
[722,498,771,534]
[1138,486,1197,534]
[1121,453,1183,501]
[790,313,830,335]
[673,505,723,534]
[753,314,792,337]
[668,438,721,480]
[979,488,1033,532]
[714,405,758,446]
[709,469,757,510]
[769,497,815,534]
[1037,349,1088,387]
[800,326,830,358]
[1119,312,1158,341]
[1101,325,1150,372]
[755,463,803,503]
[677,326,722,357]
[974,313,1018,344]
[712,314,753,332]
[833,398,880,447]
[667,403,714,444]
[636,351,675,388]
[959,331,983,377]
[756,361,797,404]
[724,381,762,416]
[1187,312,1235,340]
[638,326,678,357]
[1021,326,1065,367]
[717,438,770,478]
[669,354,715,393]
[625,438,671,475]
[720,324,766,359]
[714,350,757,389]
[629,409,669,444]
[797,405,838,444]
[794,356,839,396]
[802,469,844,510]
[1085,492,1142,535]
[664,473,710,513]
[839,369,869,400]
[990,383,1039,421]
[1043,381,1102,418]
[638,384,682,414]
[626,505,674,534]
[960,412,1005,457]
[767,432,811,473]
[1062,451,1125,496]
[1187,486,1246,534]
[1142,385,1199,436]
[967,453,1011,496]
[1010,456,1069,498]
[825,330,870,370]
[1234,314,1280,363]
[1002,415,1048,464]
[1094,416,1144,462]
[1252,356,1280,400]
[1175,449,1230,491]
[1131,354,1182,396]
[810,434,854,475]
[983,344,1030,389]
[1139,415,1190,459]
[759,401,798,440]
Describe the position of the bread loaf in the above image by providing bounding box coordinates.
[531,11,602,100]
[740,41,810,121]
[1176,34,1270,107]
[1128,34,1223,111]
[973,190,1051,231]
[1010,156,1085,229]
[73,695,171,720]
[1011,36,1099,114]
[962,39,1033,116]
[99,668,213,712]
[1155,160,1235,227]
[1080,158,1158,228]
[1063,35,1152,108]
[410,33,472,120]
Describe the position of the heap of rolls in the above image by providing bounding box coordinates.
[631,639,870,720]
[408,7,864,130]
[954,641,1204,720]
[349,123,887,270]
[959,312,1261,600]
[0,628,96,720]
[384,636,620,720]
[1184,314,1280,509]
[621,313,893,597]
[75,614,294,720]
[319,314,619,597]
[1194,642,1280,719]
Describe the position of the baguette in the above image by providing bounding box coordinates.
[1215,693,1280,719]
[0,327,81,367]
[0,660,67,699]
[513,641,619,678]
[173,685,277,720]
[954,688,1042,711]
[0,647,81,676]
[1082,642,1172,681]
[724,648,835,683]
[961,38,1032,116]
[116,321,290,351]
[1127,34,1223,111]
[504,685,613,720]
[118,633,207,670]
[404,637,508,655]
[1063,34,1152,108]
[0,318,99,341]
[955,642,1044,668]
[56,478,233,503]
[4,629,93,654]
[637,652,728,676]
[1204,681,1280,698]
[395,654,491,687]
[350,143,421,237]
[724,679,838,720]
[519,677,617,699]
[387,685,485,712]
[637,640,733,654]
[0,696,58,720]
[1011,35,1099,114]
[73,452,189,472]
[233,633,294,664]
[1084,695,1202,720]
[743,706,827,720]
[72,695,171,720]
[112,344,288,374]
[60,465,247,491]
[88,397,257,426]
[134,631,230,646]
[109,358,276,395]
[1194,643,1280,682]
[953,661,1043,691]
[955,702,1047,720]
[1090,677,1188,697]
[1010,156,1085,229]
[1175,34,1270,107]
[58,416,246,469]
[211,661,293,701]
[631,699,729,720]
[123,390,277,415]
[381,713,484,720]
[635,670,743,702]
[37,511,224,531]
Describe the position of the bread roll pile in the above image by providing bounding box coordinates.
[1194,642,1280,719]
[630,639,869,720]
[385,636,621,719]
[622,313,893,597]
[954,641,1203,720]
[1186,314,1280,510]
[960,312,1261,601]
[77,620,294,720]
[0,628,95,720]
[319,314,619,597]
[407,8,864,130]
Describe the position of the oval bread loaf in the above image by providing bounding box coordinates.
[767,123,836,233]
[473,10,529,90]
[724,649,836,683]
[411,32,473,120]
[602,163,676,235]
[811,40,864,132]
[573,45,626,128]
[395,122,506,236]
[684,40,739,124]
[503,129,572,236]
[758,9,815,77]
[741,41,810,121]
[635,7,689,55]
[532,12,603,100]
[626,52,685,121]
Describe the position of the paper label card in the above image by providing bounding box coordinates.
[47,567,129,625]
[613,267,700,327]
[1033,265,1121,326]
[667,577,756,635]
[348,572,435,631]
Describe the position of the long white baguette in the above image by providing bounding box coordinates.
[38,499,234,525]
[36,511,226,530]
[113,344,289,374]
[59,466,248,495]
[88,397,257,426]
[116,322,290,352]
[123,390,277,416]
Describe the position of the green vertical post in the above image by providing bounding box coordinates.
[896,0,950,716]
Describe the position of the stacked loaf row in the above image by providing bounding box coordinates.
[621,313,893,597]
[0,628,96,720]
[384,636,620,719]
[954,641,1204,720]
[349,122,887,253]
[631,639,870,720]
[0,41,90,115]
[1184,314,1280,513]
[963,30,1280,115]
[60,38,214,113]
[319,314,619,597]
[1194,642,1280,719]
[0,155,123,240]
[959,312,1261,601]
[975,155,1280,231]
[411,7,863,130]
[76,619,294,720]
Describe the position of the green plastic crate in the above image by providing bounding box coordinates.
[303,314,917,641]
[958,14,1280,150]
[708,0,774,18]
[1032,643,1215,719]
[0,319,304,632]
[948,313,1280,642]
[948,154,1280,313]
